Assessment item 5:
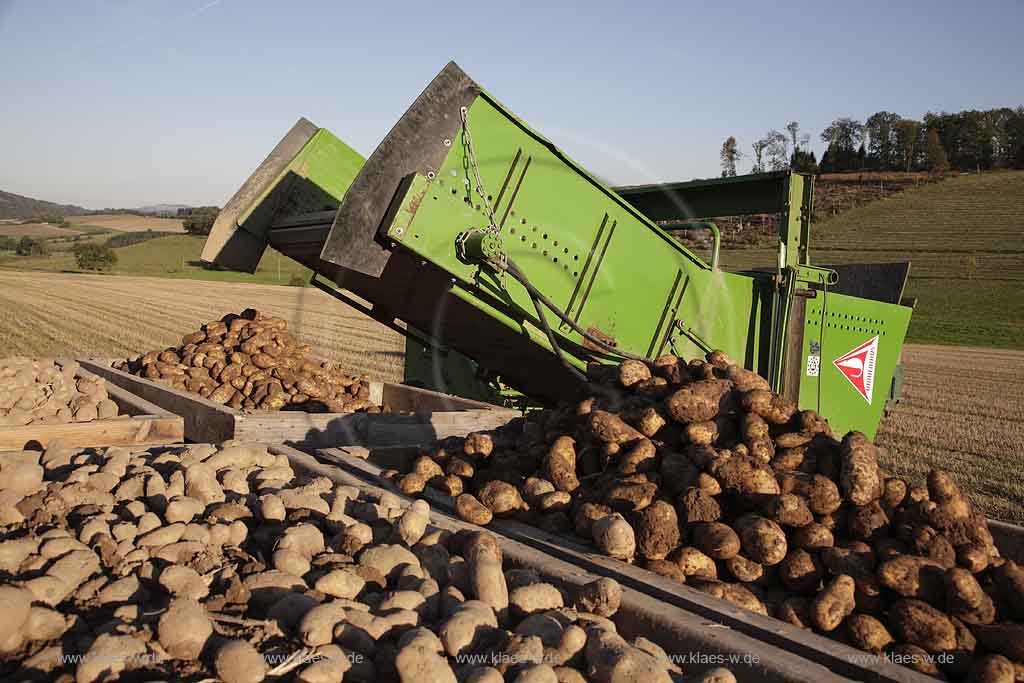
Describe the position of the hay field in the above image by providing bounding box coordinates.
[0,271,403,381]
[66,213,185,233]
[0,223,82,238]
[1,271,1021,520]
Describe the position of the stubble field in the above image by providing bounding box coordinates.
[1,271,1021,520]
[66,214,186,232]
[0,271,404,381]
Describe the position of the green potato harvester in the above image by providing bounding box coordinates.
[202,62,913,439]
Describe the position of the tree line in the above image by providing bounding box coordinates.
[720,106,1024,176]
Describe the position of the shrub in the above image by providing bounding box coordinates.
[16,236,48,256]
[288,273,307,287]
[74,243,118,271]
[183,207,220,236]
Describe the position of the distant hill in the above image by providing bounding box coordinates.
[0,190,86,219]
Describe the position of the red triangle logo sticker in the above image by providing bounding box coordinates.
[833,336,879,404]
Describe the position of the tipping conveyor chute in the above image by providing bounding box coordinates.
[202,61,912,439]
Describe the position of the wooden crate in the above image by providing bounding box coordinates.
[0,361,183,450]
[79,359,519,449]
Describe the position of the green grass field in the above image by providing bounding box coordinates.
[0,234,312,286]
[719,171,1024,348]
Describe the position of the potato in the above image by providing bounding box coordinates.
[764,493,813,528]
[839,432,883,506]
[691,522,740,560]
[966,655,1015,683]
[678,487,721,523]
[989,561,1024,619]
[673,547,718,580]
[735,515,787,566]
[589,411,644,444]
[724,555,763,583]
[575,577,621,617]
[665,387,719,423]
[478,480,526,515]
[810,574,855,631]
[971,622,1024,662]
[790,522,834,550]
[618,360,652,387]
[464,532,509,619]
[945,567,995,625]
[158,597,212,660]
[215,639,268,683]
[888,599,957,652]
[740,389,795,425]
[691,580,768,616]
[544,437,580,493]
[877,555,945,603]
[634,500,681,561]
[778,549,823,593]
[592,514,636,560]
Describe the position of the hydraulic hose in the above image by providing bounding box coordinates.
[501,258,648,363]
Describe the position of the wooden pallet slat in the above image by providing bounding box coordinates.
[79,359,519,449]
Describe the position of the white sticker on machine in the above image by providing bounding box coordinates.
[806,355,820,377]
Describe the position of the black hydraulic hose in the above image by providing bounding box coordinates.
[502,258,648,363]
[524,285,589,383]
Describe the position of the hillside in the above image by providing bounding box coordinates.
[718,171,1024,348]
[0,190,86,219]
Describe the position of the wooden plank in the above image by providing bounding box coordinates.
[314,446,952,683]
[80,359,235,443]
[269,444,856,683]
[80,358,519,448]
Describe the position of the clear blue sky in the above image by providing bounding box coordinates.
[2,0,1021,209]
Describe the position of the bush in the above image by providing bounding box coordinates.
[288,273,307,287]
[73,243,118,271]
[183,207,220,236]
[0,236,18,252]
[16,236,48,256]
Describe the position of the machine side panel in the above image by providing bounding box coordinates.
[383,96,769,372]
[800,293,912,439]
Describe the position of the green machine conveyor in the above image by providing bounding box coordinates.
[202,62,913,439]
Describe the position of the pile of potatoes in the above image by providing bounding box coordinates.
[0,440,732,683]
[115,309,379,413]
[391,352,1024,682]
[0,359,120,427]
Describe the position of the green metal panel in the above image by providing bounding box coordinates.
[799,291,912,439]
[383,94,773,372]
[237,128,364,236]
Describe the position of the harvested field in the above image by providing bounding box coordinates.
[1,271,1021,521]
[0,271,403,382]
[66,213,185,232]
[0,223,82,238]
[876,344,1024,523]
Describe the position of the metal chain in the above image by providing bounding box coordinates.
[460,106,500,236]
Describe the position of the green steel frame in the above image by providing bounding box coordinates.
[202,62,912,439]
